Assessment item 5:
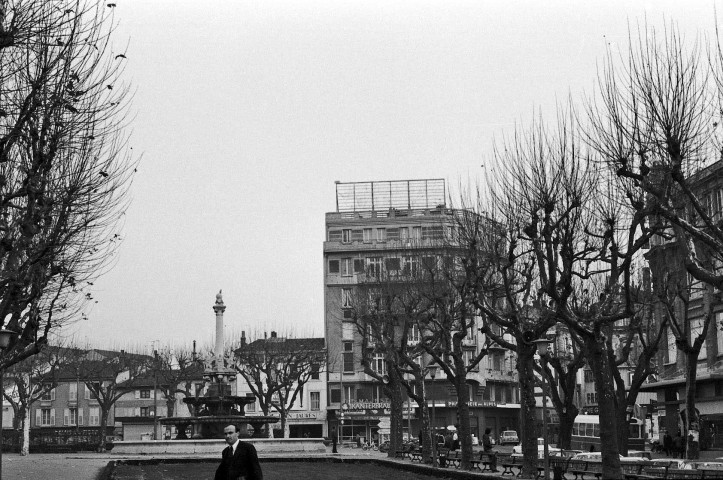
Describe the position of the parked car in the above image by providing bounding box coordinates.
[571,452,649,463]
[512,438,560,456]
[500,430,519,445]
[682,461,723,470]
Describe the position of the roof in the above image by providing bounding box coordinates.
[235,337,325,355]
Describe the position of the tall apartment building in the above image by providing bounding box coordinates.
[324,179,520,443]
[641,160,723,447]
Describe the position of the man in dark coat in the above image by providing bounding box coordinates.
[663,432,673,456]
[215,424,263,480]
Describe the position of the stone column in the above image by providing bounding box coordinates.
[213,290,226,360]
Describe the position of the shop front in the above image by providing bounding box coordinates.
[286,411,327,438]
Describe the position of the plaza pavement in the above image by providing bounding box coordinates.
[4,445,723,480]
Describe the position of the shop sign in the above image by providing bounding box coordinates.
[342,401,391,411]
[347,409,391,416]
[287,412,319,420]
[445,400,497,408]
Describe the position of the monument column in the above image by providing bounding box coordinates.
[213,290,226,360]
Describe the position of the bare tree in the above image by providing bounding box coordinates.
[233,333,326,438]
[144,346,205,420]
[2,344,66,455]
[587,23,722,459]
[0,1,135,369]
[66,347,149,451]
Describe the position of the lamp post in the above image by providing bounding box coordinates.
[534,338,552,480]
[0,328,17,480]
[428,365,438,468]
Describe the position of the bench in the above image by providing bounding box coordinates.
[622,460,653,480]
[568,460,604,480]
[479,452,498,472]
[500,454,522,476]
[394,444,413,459]
[446,450,462,468]
[410,447,423,462]
[437,448,451,468]
[702,470,723,480]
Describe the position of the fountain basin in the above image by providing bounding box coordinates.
[160,414,279,440]
[111,437,326,455]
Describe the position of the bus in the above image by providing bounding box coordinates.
[571,414,645,451]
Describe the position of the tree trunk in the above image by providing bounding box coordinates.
[419,398,432,463]
[388,378,404,458]
[20,407,29,456]
[616,406,629,456]
[454,362,473,470]
[685,350,700,460]
[517,343,538,479]
[166,397,175,418]
[98,408,110,452]
[586,335,622,480]
[556,403,577,450]
[282,412,290,438]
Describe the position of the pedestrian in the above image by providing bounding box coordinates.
[663,431,672,457]
[356,433,362,447]
[332,427,338,454]
[482,428,499,473]
[214,424,263,480]
[674,431,683,458]
[452,431,459,450]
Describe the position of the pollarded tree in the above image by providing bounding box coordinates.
[66,347,150,451]
[481,105,657,479]
[233,333,326,438]
[2,344,67,455]
[0,1,135,370]
[586,23,722,459]
[144,347,205,419]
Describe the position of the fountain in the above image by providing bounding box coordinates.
[160,291,278,439]
[111,292,324,455]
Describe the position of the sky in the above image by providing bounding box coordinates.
[67,0,718,352]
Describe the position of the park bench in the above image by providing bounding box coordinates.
[410,447,423,462]
[568,460,604,480]
[702,470,723,480]
[478,452,498,472]
[446,450,462,468]
[437,447,451,468]
[622,460,654,480]
[499,454,522,476]
[394,444,413,459]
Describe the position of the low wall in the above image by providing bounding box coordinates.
[111,438,326,455]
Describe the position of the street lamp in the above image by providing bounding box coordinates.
[428,365,438,468]
[533,338,552,480]
[0,328,16,480]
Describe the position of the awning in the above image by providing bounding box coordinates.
[639,372,723,391]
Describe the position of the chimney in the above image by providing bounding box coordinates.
[271,331,277,338]
[264,331,267,339]
[241,331,246,346]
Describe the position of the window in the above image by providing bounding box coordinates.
[408,323,420,344]
[341,288,352,309]
[376,228,386,242]
[372,353,387,375]
[342,322,355,340]
[586,392,597,405]
[342,229,351,244]
[310,392,321,411]
[64,407,78,426]
[341,258,352,276]
[41,387,54,401]
[412,226,421,241]
[140,389,151,399]
[402,256,420,276]
[330,388,341,404]
[667,326,678,364]
[400,227,409,241]
[40,408,54,426]
[343,341,354,373]
[328,230,342,242]
[372,385,383,402]
[491,352,502,371]
[385,257,401,273]
[363,229,372,243]
[140,407,150,417]
[353,259,365,274]
[351,230,363,242]
[367,257,383,277]
[89,407,99,426]
[328,259,340,274]
[584,370,594,383]
[691,318,708,360]
[343,385,354,402]
[717,312,723,356]
[311,364,320,380]
[246,397,256,412]
[464,349,479,371]
[69,383,77,401]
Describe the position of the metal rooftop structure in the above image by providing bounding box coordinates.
[334,179,446,213]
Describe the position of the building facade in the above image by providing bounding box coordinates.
[324,179,520,443]
[641,160,723,448]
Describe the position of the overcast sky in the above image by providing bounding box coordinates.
[68,0,716,352]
